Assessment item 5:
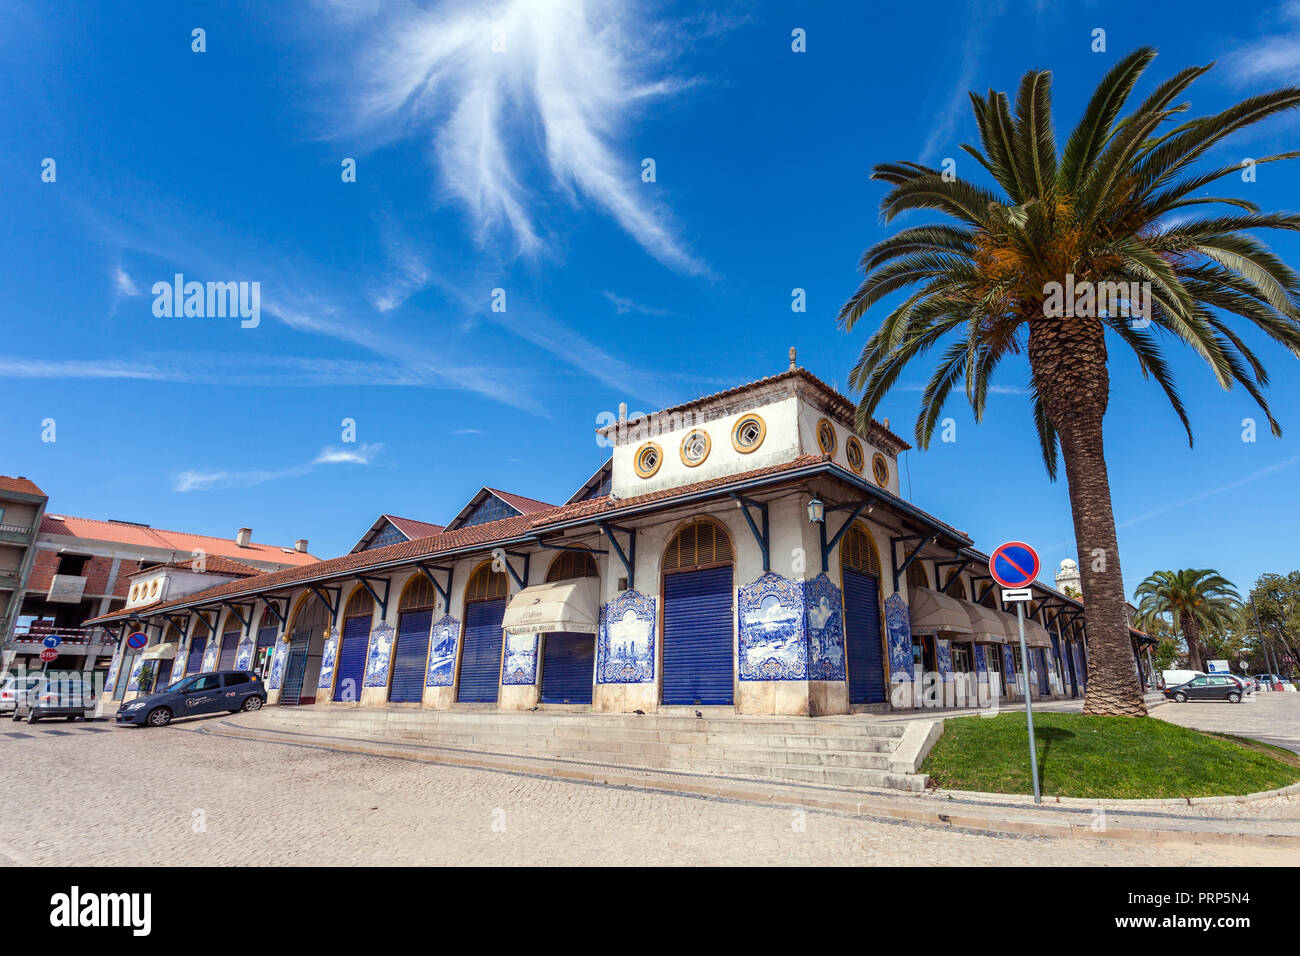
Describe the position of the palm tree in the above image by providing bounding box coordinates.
[836,48,1300,716]
[1134,570,1242,671]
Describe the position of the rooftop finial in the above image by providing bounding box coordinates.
[788,346,797,371]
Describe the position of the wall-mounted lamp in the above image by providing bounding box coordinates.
[807,496,825,524]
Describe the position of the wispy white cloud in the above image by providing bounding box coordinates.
[1223,1,1300,83]
[451,427,485,435]
[111,266,141,298]
[175,442,385,492]
[334,0,704,274]
[1118,453,1300,530]
[603,290,671,316]
[920,0,1007,164]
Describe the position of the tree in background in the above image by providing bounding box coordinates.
[1250,572,1300,670]
[1134,569,1242,671]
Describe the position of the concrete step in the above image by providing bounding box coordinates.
[249,704,929,792]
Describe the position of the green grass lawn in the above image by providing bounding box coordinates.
[920,712,1300,799]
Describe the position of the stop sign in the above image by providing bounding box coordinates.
[39,648,58,662]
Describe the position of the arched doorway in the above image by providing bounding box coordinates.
[539,551,599,705]
[457,562,509,703]
[217,609,242,671]
[155,623,182,688]
[254,606,279,680]
[282,595,330,706]
[661,517,734,706]
[391,577,434,703]
[334,587,373,703]
[841,523,886,705]
[184,618,212,681]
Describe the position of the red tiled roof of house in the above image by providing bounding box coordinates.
[384,515,445,540]
[0,475,47,498]
[484,489,554,514]
[125,555,266,578]
[39,514,319,567]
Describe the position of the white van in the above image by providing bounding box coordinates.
[1162,669,1205,688]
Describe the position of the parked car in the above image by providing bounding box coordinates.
[1164,674,1247,703]
[11,677,96,723]
[1162,669,1206,689]
[0,673,43,716]
[115,670,265,727]
[1252,673,1285,690]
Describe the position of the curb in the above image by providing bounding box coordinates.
[202,720,1300,849]
[932,778,1300,807]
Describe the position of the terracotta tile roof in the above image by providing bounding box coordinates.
[84,453,967,627]
[39,514,318,566]
[125,555,266,579]
[384,515,445,540]
[601,367,911,451]
[0,475,47,498]
[484,489,554,514]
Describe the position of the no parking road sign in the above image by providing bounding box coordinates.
[127,631,148,650]
[989,541,1040,590]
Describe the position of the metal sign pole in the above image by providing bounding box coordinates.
[1017,600,1041,804]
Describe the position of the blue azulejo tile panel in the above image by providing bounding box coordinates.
[1002,644,1017,684]
[267,639,289,690]
[425,615,460,687]
[502,633,539,685]
[316,629,338,689]
[804,573,846,681]
[596,590,656,684]
[125,656,145,692]
[363,623,396,688]
[973,643,988,683]
[884,592,912,683]
[936,638,953,682]
[104,654,121,693]
[738,573,805,681]
[235,636,255,671]
[201,641,219,673]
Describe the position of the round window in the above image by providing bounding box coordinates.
[816,418,837,457]
[149,580,159,598]
[846,437,865,474]
[634,442,663,478]
[731,414,766,453]
[130,585,138,601]
[872,453,890,488]
[679,430,711,467]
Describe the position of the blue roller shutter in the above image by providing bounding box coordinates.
[458,599,505,703]
[186,636,208,677]
[661,565,734,706]
[280,631,311,705]
[218,630,240,671]
[539,633,594,704]
[390,609,432,703]
[843,569,885,704]
[333,616,371,703]
[155,658,174,689]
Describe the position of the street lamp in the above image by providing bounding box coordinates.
[806,496,824,524]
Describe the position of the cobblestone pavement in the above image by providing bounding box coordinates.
[0,720,1291,866]
[1153,691,1300,755]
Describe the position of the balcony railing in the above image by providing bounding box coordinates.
[6,624,116,647]
[0,522,33,534]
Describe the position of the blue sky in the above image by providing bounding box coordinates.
[3,0,1299,599]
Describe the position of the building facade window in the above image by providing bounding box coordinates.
[634,442,662,479]
[679,430,711,467]
[871,453,890,488]
[546,550,599,582]
[816,418,837,457]
[731,414,766,453]
[846,436,865,474]
[663,518,732,572]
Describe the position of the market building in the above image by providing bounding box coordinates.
[88,357,1153,715]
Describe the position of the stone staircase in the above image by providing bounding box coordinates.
[244,706,930,792]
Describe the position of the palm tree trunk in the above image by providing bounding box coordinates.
[1181,613,1203,671]
[1055,413,1148,716]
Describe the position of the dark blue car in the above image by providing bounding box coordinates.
[116,670,266,727]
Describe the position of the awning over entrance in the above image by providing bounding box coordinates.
[502,578,600,636]
[908,588,973,636]
[962,602,1014,644]
[140,643,177,661]
[1023,619,1052,648]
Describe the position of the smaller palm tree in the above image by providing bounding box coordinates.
[1134,570,1241,671]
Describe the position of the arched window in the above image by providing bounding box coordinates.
[399,575,438,611]
[344,586,374,619]
[464,561,508,602]
[546,551,598,582]
[290,593,330,630]
[906,560,930,591]
[942,569,968,600]
[839,524,881,577]
[663,518,732,573]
